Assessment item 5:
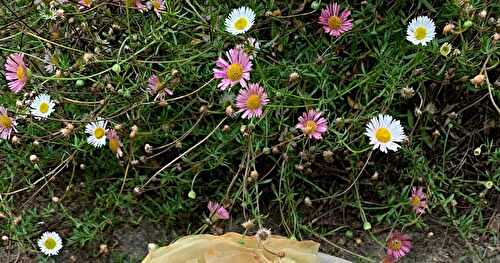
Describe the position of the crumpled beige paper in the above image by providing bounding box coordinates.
[142,232,320,263]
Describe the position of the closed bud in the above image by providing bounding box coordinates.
[52,196,60,203]
[11,136,19,144]
[474,147,481,156]
[199,105,208,113]
[463,20,473,29]
[148,243,159,252]
[133,186,143,196]
[311,1,321,10]
[222,124,230,132]
[29,154,38,163]
[479,10,487,19]
[250,170,259,180]
[288,72,300,82]
[79,163,86,170]
[144,144,153,154]
[304,197,312,207]
[111,64,121,74]
[363,221,372,231]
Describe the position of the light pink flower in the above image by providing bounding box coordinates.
[107,129,123,158]
[207,201,229,220]
[124,0,146,11]
[235,83,269,119]
[386,231,412,260]
[296,110,328,140]
[79,0,92,9]
[0,106,16,140]
[147,0,164,18]
[213,48,252,90]
[410,186,427,215]
[4,53,28,93]
[318,2,353,37]
[148,75,173,100]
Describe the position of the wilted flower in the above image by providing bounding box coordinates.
[207,201,229,220]
[147,0,164,18]
[440,42,452,57]
[442,23,455,34]
[470,74,485,86]
[79,0,92,9]
[255,228,272,243]
[107,129,123,158]
[148,75,173,101]
[410,186,427,214]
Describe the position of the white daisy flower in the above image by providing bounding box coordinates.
[38,231,63,256]
[225,7,255,35]
[30,94,56,119]
[365,114,406,153]
[406,16,436,46]
[85,118,108,148]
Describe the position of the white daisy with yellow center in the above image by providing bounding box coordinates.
[85,118,108,148]
[406,16,435,46]
[365,114,406,153]
[38,231,63,256]
[225,7,255,35]
[30,94,55,119]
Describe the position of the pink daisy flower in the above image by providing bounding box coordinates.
[107,129,123,158]
[207,201,229,220]
[0,106,16,140]
[148,75,173,101]
[213,48,252,91]
[296,110,328,140]
[124,0,146,11]
[410,186,427,215]
[79,0,92,9]
[235,83,269,119]
[4,53,28,93]
[147,0,164,18]
[318,2,353,37]
[386,231,412,260]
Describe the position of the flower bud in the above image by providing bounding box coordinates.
[225,105,234,117]
[470,74,485,86]
[111,64,121,74]
[474,147,481,156]
[188,190,196,199]
[363,221,372,231]
[29,154,38,163]
[76,79,84,87]
[479,10,487,19]
[144,144,153,154]
[463,20,473,29]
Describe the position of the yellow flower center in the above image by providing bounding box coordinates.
[44,238,57,250]
[226,63,243,81]
[39,102,49,113]
[328,16,342,30]
[16,65,25,80]
[83,0,91,6]
[304,120,317,135]
[0,115,12,128]
[375,128,391,143]
[94,127,105,139]
[234,17,248,30]
[388,239,401,250]
[246,94,261,110]
[50,54,59,65]
[414,26,427,40]
[109,138,119,153]
[410,196,421,207]
[152,0,161,9]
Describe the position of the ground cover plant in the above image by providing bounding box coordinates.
[0,0,499,262]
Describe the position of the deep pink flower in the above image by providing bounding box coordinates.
[296,110,328,140]
[79,0,92,9]
[318,2,353,37]
[4,53,28,93]
[410,186,427,215]
[207,201,229,220]
[0,106,16,140]
[148,75,173,100]
[213,48,252,90]
[386,231,412,259]
[235,83,269,119]
[147,0,164,18]
[107,129,123,158]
